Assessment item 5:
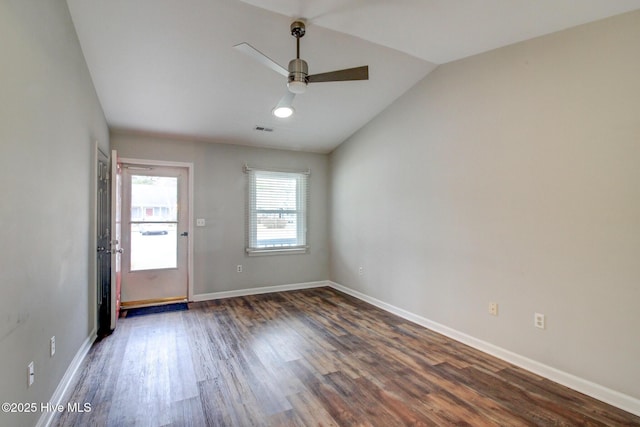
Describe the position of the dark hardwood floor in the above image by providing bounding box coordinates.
[54,287,640,426]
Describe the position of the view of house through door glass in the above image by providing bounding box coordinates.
[121,165,189,308]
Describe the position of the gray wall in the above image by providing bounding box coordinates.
[0,1,109,426]
[112,133,329,295]
[330,11,640,400]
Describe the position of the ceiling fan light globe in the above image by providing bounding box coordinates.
[287,80,307,94]
[273,106,294,118]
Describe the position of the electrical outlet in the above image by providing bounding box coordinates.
[236,265,242,273]
[534,313,545,329]
[196,218,206,227]
[358,266,364,276]
[27,361,34,387]
[50,336,56,357]
[489,302,498,316]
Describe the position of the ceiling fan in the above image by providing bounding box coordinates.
[234,20,369,118]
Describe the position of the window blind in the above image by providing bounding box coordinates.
[246,168,309,254]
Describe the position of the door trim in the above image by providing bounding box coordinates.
[119,157,195,302]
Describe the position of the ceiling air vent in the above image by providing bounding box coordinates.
[254,126,274,132]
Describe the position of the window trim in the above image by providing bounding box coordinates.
[244,165,310,256]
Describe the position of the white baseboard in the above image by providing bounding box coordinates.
[36,328,97,427]
[192,280,329,302]
[328,281,640,417]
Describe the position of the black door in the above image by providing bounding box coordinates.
[97,150,112,337]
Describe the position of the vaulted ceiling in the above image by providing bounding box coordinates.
[66,0,640,153]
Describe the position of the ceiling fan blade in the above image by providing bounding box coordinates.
[272,91,296,118]
[277,91,296,108]
[233,42,288,77]
[308,66,368,83]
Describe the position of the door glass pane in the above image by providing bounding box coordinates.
[130,175,178,271]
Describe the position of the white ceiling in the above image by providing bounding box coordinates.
[66,0,640,153]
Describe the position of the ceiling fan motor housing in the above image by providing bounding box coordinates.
[288,58,308,93]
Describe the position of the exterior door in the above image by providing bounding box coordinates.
[120,165,189,307]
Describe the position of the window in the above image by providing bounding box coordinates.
[245,167,309,255]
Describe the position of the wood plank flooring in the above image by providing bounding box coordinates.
[53,287,640,426]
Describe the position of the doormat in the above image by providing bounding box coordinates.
[122,303,188,318]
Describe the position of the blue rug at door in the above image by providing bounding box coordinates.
[124,302,188,318]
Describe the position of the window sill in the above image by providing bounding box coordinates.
[246,247,308,256]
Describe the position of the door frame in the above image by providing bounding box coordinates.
[118,157,195,302]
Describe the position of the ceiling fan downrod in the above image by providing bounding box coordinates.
[287,20,308,94]
[291,20,305,57]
